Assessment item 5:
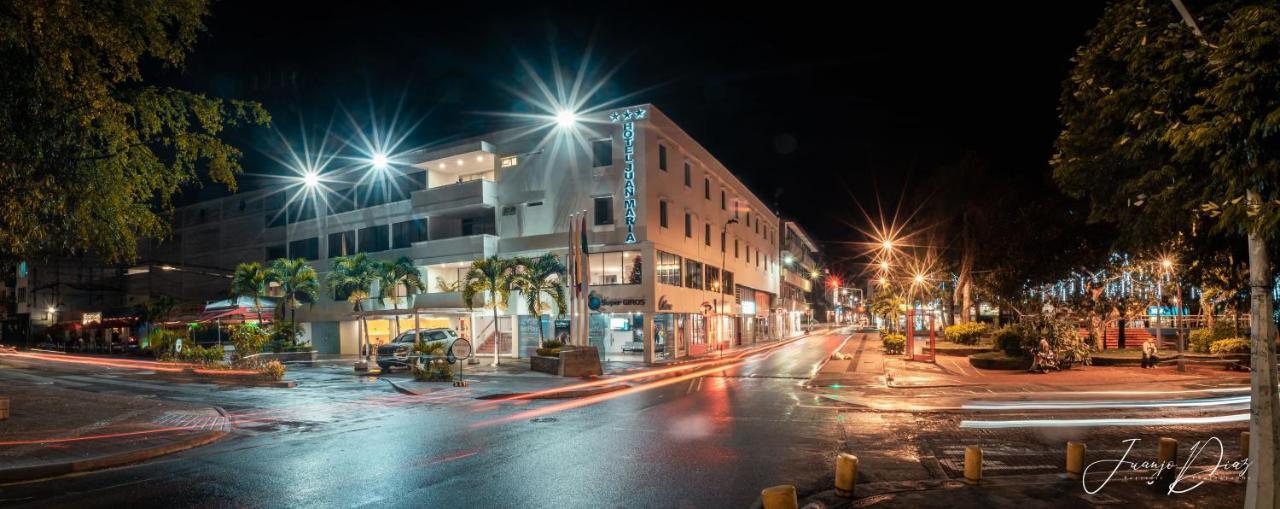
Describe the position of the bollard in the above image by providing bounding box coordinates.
[835,453,858,497]
[0,396,8,421]
[1157,437,1178,464]
[1241,432,1251,460]
[1066,442,1086,478]
[964,446,983,484]
[760,485,799,509]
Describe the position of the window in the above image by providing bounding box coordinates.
[756,219,760,235]
[684,259,703,289]
[734,200,740,218]
[746,246,750,263]
[720,231,726,252]
[328,230,355,258]
[705,265,720,292]
[594,196,614,225]
[683,162,691,187]
[327,187,356,215]
[358,225,389,253]
[461,215,496,236]
[722,271,735,295]
[392,219,428,249]
[588,250,642,285]
[656,251,682,286]
[265,244,286,260]
[659,200,668,228]
[592,139,613,167]
[289,237,319,261]
[735,238,740,258]
[721,190,726,210]
[704,178,711,200]
[659,145,667,171]
[747,211,751,228]
[684,213,692,238]
[500,156,519,168]
[704,223,711,246]
[755,248,760,267]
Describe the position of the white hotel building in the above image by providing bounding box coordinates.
[62,105,786,363]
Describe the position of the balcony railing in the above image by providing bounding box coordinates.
[411,179,496,215]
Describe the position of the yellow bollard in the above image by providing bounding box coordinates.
[760,485,799,509]
[1157,437,1178,464]
[964,446,983,484]
[1241,432,1251,460]
[1066,442,1086,478]
[835,453,858,497]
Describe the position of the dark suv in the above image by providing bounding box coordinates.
[376,328,459,372]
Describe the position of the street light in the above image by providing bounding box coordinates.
[555,109,578,129]
[718,218,739,351]
[302,171,320,188]
[371,153,389,169]
[879,260,890,271]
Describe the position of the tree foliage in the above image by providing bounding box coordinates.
[0,0,269,264]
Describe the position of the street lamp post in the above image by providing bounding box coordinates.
[719,218,739,350]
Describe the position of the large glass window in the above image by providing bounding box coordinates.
[461,215,496,236]
[722,271,734,295]
[358,225,389,253]
[289,237,319,261]
[586,251,642,285]
[392,219,428,249]
[593,139,613,167]
[265,244,286,260]
[656,251,681,286]
[705,265,721,292]
[328,230,355,258]
[684,259,703,289]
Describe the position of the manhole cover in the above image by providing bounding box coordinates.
[530,417,558,423]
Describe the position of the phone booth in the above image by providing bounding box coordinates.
[905,309,936,362]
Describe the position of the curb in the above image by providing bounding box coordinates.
[384,377,631,399]
[0,407,231,484]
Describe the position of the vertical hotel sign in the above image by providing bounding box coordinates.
[609,107,646,243]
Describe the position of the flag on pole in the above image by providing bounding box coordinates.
[578,212,591,347]
[567,214,578,345]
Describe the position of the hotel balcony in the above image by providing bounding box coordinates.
[410,178,497,216]
[409,234,497,265]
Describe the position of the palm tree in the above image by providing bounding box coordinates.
[325,253,377,363]
[267,258,320,341]
[462,256,521,366]
[511,254,566,345]
[376,257,425,337]
[231,262,270,324]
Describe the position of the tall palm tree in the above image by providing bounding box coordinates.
[376,256,425,337]
[462,256,521,366]
[325,253,377,362]
[511,254,566,345]
[231,262,270,324]
[267,257,320,331]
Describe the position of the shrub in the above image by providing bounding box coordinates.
[993,327,1023,357]
[260,360,286,381]
[944,322,987,345]
[147,329,180,359]
[411,340,453,381]
[230,324,269,361]
[1190,321,1242,353]
[541,338,564,349]
[1209,338,1250,355]
[882,333,906,355]
[179,344,225,367]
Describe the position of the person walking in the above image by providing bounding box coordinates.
[1141,337,1159,369]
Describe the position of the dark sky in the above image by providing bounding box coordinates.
[168,0,1110,264]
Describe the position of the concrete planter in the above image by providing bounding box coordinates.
[530,347,603,377]
[968,353,1032,370]
[250,351,318,364]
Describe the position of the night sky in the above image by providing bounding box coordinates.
[168,0,1110,266]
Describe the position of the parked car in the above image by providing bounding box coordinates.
[376,328,459,372]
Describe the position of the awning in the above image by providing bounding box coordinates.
[197,307,273,324]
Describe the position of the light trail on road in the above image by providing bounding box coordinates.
[960,413,1249,429]
[963,395,1250,411]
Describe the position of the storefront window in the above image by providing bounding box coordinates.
[705,265,720,292]
[656,251,682,286]
[684,259,703,289]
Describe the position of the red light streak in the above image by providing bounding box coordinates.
[0,423,223,446]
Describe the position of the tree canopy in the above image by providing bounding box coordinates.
[0,0,269,264]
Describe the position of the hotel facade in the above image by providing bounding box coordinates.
[7,105,809,364]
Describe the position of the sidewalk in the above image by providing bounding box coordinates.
[0,380,228,483]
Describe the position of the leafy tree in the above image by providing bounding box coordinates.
[139,294,177,340]
[868,284,906,333]
[1053,3,1280,503]
[511,254,567,344]
[0,1,269,264]
[325,253,377,362]
[230,262,269,324]
[461,256,521,366]
[374,256,424,336]
[266,258,319,335]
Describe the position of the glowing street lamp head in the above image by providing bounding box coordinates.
[371,153,389,169]
[881,239,894,251]
[879,261,890,271]
[913,274,926,284]
[1160,258,1174,270]
[302,171,320,188]
[555,109,578,129]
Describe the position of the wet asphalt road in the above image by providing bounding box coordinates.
[0,333,851,509]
